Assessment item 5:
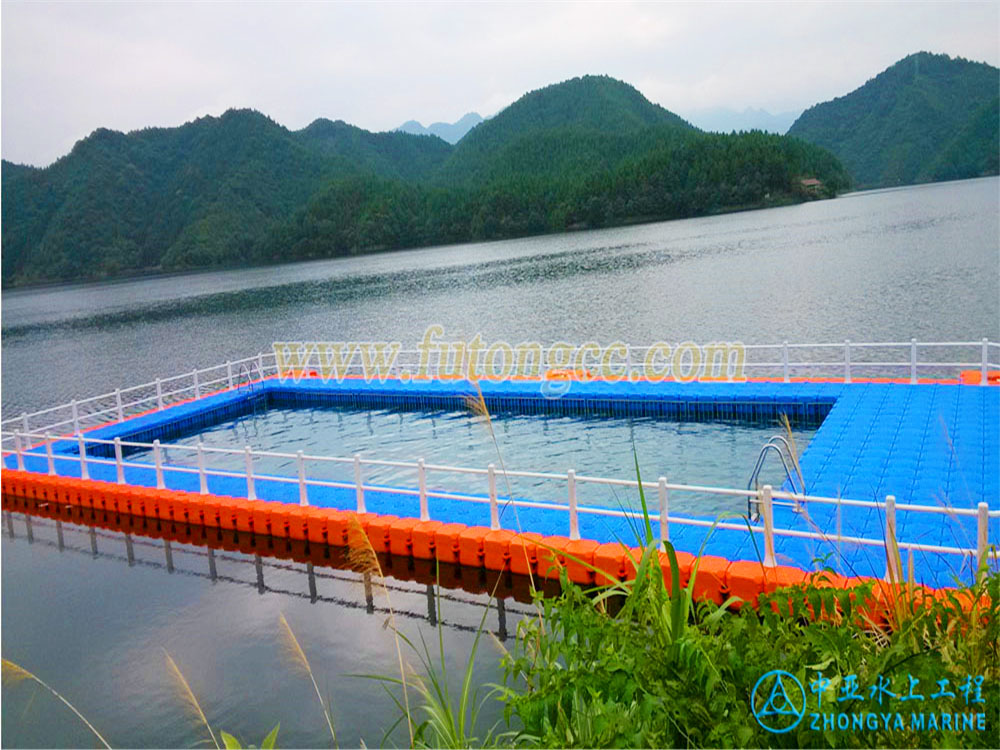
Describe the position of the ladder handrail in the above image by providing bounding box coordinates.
[747,438,803,519]
[762,435,806,493]
[238,363,263,418]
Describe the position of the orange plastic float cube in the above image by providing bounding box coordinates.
[251,501,274,537]
[623,547,648,580]
[458,526,490,567]
[233,501,255,533]
[564,539,599,585]
[79,484,100,511]
[592,542,627,584]
[267,503,293,539]
[197,497,223,527]
[483,529,515,571]
[169,493,191,525]
[388,517,422,556]
[659,549,695,593]
[411,520,444,559]
[725,560,769,607]
[508,532,543,577]
[691,555,729,604]
[305,507,328,544]
[154,490,175,522]
[283,507,309,541]
[217,498,240,531]
[365,514,399,553]
[125,490,148,519]
[325,509,358,546]
[434,523,466,564]
[537,536,570,580]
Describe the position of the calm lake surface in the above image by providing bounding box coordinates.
[2,177,998,747]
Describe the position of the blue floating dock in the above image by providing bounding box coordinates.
[7,376,998,588]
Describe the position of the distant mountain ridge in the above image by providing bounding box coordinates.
[788,52,999,188]
[3,73,851,287]
[680,107,801,135]
[395,112,484,144]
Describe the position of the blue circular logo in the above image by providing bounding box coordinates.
[751,669,806,733]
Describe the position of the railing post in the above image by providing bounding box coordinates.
[761,485,776,567]
[843,340,851,383]
[155,378,164,409]
[193,369,200,399]
[71,399,80,434]
[244,446,256,501]
[910,339,918,384]
[297,450,308,506]
[354,453,365,513]
[567,469,579,540]
[20,412,29,434]
[77,433,89,480]
[782,341,789,383]
[981,338,989,386]
[45,433,55,475]
[625,349,632,381]
[13,431,25,471]
[976,502,989,573]
[488,463,499,530]
[114,437,125,484]
[658,477,669,544]
[153,439,164,489]
[418,458,429,521]
[257,352,265,378]
[226,361,234,389]
[884,495,899,581]
[197,440,208,494]
[115,389,124,422]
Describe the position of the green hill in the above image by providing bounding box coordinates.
[436,75,696,184]
[788,52,999,188]
[1,110,449,283]
[2,75,851,287]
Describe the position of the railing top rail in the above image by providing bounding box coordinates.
[5,428,998,518]
[3,338,998,431]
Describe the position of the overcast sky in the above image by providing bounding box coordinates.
[2,1,998,166]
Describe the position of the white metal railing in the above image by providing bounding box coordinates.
[4,429,997,579]
[2,340,997,452]
[0,353,270,450]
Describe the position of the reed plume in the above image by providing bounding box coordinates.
[462,377,539,595]
[162,648,219,750]
[345,515,414,746]
[278,613,337,746]
[2,657,112,749]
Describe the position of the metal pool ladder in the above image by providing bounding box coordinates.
[238,362,265,419]
[747,435,806,520]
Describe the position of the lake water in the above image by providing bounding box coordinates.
[2,177,998,746]
[127,404,818,515]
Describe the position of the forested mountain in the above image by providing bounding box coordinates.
[2,110,448,282]
[436,75,696,185]
[788,52,999,188]
[294,118,452,181]
[2,75,850,287]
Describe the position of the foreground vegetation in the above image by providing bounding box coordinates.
[492,552,998,749]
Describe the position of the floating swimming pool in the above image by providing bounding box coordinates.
[4,371,997,589]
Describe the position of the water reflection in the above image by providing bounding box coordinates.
[2,507,537,640]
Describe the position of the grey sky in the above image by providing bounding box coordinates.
[2,0,998,167]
